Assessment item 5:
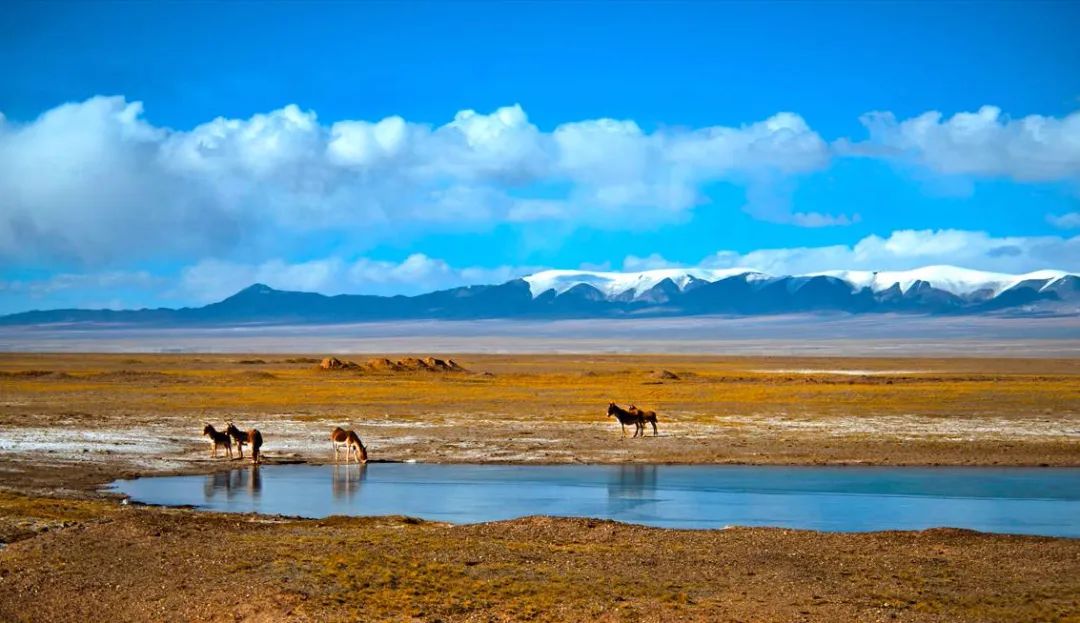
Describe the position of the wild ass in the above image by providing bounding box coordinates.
[607,402,645,438]
[226,422,264,464]
[330,427,368,464]
[202,424,233,458]
[628,405,659,436]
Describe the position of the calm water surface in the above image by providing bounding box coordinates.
[109,464,1080,536]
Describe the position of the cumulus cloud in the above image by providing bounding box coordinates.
[842,106,1080,181]
[1047,212,1080,229]
[0,269,168,312]
[701,229,1080,274]
[622,253,683,271]
[0,97,834,268]
[173,254,544,304]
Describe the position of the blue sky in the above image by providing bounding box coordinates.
[1,1,1079,312]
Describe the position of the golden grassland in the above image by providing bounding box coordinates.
[2,352,1078,469]
[2,352,1077,422]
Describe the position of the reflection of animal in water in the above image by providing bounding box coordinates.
[331,462,367,500]
[226,422,263,464]
[202,424,232,458]
[205,466,262,500]
[330,427,369,464]
[628,405,659,437]
[607,402,645,438]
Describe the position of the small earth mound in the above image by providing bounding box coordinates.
[0,370,72,380]
[398,357,432,371]
[365,358,403,372]
[363,356,467,373]
[284,357,320,364]
[93,370,180,382]
[651,369,680,380]
[319,357,358,370]
[235,370,277,380]
[236,359,267,365]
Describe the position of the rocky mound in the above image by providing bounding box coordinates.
[319,355,467,373]
[319,357,358,370]
[651,369,680,380]
[365,357,403,372]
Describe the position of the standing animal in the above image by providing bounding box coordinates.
[202,423,233,458]
[330,427,368,464]
[226,422,263,464]
[607,402,644,438]
[628,405,659,436]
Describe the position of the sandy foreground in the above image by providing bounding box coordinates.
[1,353,1079,622]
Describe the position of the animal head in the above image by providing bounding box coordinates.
[202,423,214,436]
[607,402,618,416]
[226,422,240,435]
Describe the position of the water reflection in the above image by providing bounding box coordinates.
[114,464,1080,537]
[606,465,658,515]
[332,463,367,501]
[203,466,262,501]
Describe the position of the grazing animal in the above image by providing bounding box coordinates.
[330,427,368,464]
[226,422,263,464]
[346,430,368,464]
[607,402,644,438]
[202,423,233,458]
[628,405,659,436]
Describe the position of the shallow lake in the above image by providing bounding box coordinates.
[109,464,1080,537]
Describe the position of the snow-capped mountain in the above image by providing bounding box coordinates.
[523,268,768,299]
[523,265,1075,302]
[2,265,1077,327]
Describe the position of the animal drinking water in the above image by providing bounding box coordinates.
[225,422,263,464]
[330,426,368,464]
[202,424,232,458]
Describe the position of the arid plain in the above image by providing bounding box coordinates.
[1,352,1079,622]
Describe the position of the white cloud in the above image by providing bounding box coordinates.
[1047,212,1080,229]
[0,269,168,312]
[622,253,683,271]
[174,254,543,304]
[701,229,1080,274]
[843,106,1080,181]
[0,97,837,268]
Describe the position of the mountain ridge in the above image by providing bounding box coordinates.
[2,265,1077,326]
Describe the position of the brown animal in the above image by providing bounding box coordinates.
[628,405,659,436]
[331,427,368,464]
[226,422,263,463]
[607,402,645,438]
[202,423,233,458]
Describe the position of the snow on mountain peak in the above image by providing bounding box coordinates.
[522,268,764,298]
[521,265,1075,299]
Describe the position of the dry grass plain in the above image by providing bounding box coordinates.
[1,352,1079,622]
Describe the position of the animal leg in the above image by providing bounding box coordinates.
[651,420,658,436]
